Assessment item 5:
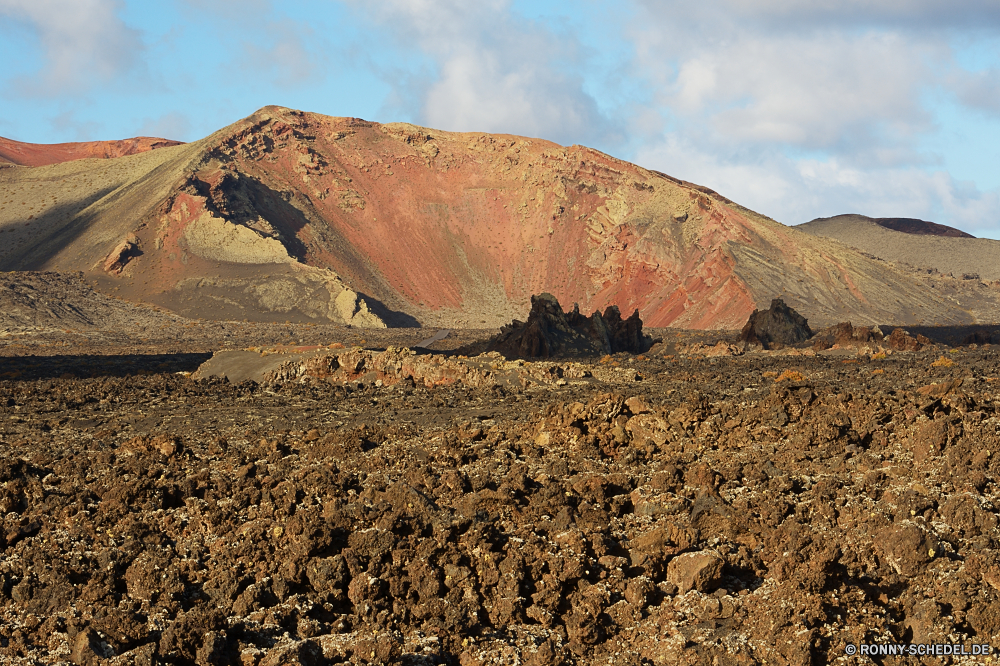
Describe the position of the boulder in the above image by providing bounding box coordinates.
[887,327,930,351]
[811,321,883,350]
[488,293,655,358]
[740,299,812,349]
[666,550,725,594]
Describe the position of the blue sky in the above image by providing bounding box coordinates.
[2,0,999,238]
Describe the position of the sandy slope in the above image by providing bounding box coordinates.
[798,214,1000,282]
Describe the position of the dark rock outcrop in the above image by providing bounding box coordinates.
[740,299,813,349]
[962,329,1000,345]
[488,293,654,358]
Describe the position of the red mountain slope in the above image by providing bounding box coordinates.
[0,136,183,167]
[3,107,999,328]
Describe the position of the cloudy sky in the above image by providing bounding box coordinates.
[2,0,999,237]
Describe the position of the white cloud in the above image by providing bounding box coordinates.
[624,0,1000,235]
[634,136,1000,237]
[0,0,143,95]
[49,109,102,141]
[348,0,619,147]
[137,111,191,141]
[174,0,321,91]
[240,19,321,89]
[633,5,945,160]
[720,0,1000,29]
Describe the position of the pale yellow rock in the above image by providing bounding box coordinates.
[183,213,293,264]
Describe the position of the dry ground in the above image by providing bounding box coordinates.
[0,323,999,665]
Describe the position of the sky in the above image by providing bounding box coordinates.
[1,0,999,238]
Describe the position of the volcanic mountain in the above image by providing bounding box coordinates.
[2,106,1000,328]
[0,135,183,168]
[799,214,1000,283]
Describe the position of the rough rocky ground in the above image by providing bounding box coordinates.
[1,324,999,665]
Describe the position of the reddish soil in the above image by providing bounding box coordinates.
[0,136,183,168]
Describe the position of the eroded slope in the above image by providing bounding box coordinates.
[3,107,1000,328]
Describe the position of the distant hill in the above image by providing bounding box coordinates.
[870,217,974,238]
[0,136,183,168]
[3,107,1000,328]
[798,214,1000,282]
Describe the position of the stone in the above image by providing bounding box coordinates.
[811,321,884,350]
[103,236,142,274]
[72,627,114,665]
[666,550,725,594]
[488,293,655,358]
[739,299,812,349]
[887,327,930,351]
[876,524,938,576]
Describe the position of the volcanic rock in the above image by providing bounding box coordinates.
[739,299,813,349]
[102,235,142,274]
[810,321,884,351]
[192,343,594,389]
[887,327,930,352]
[487,293,653,358]
[5,324,1000,664]
[666,551,725,594]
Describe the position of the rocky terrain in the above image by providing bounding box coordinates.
[1,302,1000,664]
[798,215,1000,283]
[4,109,1000,329]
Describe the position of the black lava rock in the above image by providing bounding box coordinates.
[489,293,654,358]
[740,299,813,349]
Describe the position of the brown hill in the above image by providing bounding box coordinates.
[871,217,974,238]
[798,214,1000,282]
[2,106,1000,328]
[0,135,183,168]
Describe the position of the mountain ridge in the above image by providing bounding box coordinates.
[0,135,184,168]
[798,214,1000,283]
[2,106,999,328]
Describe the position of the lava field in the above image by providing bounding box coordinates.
[0,343,999,665]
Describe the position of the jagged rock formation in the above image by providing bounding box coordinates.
[488,293,654,358]
[887,327,931,352]
[4,107,1000,327]
[740,299,813,349]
